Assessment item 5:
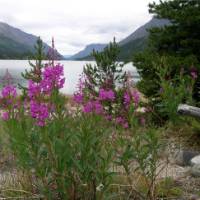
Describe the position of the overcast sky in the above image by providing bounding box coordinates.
[0,0,159,55]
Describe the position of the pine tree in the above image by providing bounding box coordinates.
[83,38,126,95]
[82,39,127,116]
[133,0,200,108]
[19,37,45,94]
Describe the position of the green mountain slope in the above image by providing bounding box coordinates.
[118,37,147,61]
[0,21,63,59]
[0,35,33,59]
[78,18,169,61]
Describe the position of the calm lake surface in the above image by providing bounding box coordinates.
[0,60,139,94]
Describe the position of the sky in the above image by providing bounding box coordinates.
[0,0,159,55]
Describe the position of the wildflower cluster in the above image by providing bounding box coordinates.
[99,89,115,101]
[74,75,141,128]
[28,64,65,126]
[73,74,85,104]
[0,85,18,121]
[1,85,17,98]
[123,90,140,108]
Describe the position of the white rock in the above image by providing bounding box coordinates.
[190,155,200,166]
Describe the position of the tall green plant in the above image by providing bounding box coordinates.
[116,127,162,200]
[83,38,126,94]
[156,58,194,122]
[3,70,115,199]
[19,37,45,95]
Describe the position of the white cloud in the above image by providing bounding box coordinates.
[0,0,159,55]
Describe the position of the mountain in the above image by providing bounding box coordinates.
[119,18,169,46]
[0,22,62,59]
[68,43,107,60]
[117,18,170,60]
[74,18,169,61]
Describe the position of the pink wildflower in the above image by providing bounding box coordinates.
[93,101,103,114]
[73,93,83,104]
[83,101,93,113]
[140,117,146,126]
[190,67,198,80]
[105,115,112,121]
[99,88,115,101]
[191,71,197,80]
[30,101,49,126]
[124,91,131,106]
[28,80,41,99]
[131,90,140,107]
[41,64,65,93]
[2,112,9,121]
[1,85,17,98]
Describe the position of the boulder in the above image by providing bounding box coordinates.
[174,150,199,166]
[190,155,200,166]
[190,164,200,177]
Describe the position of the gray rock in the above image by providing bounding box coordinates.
[191,155,200,166]
[190,164,200,177]
[175,150,199,166]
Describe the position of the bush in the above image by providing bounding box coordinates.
[74,39,143,128]
[2,64,115,199]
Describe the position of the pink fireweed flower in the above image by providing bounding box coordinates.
[1,112,9,121]
[191,71,197,80]
[140,117,146,126]
[190,67,198,80]
[82,100,103,114]
[105,115,112,121]
[122,122,129,129]
[116,116,129,128]
[93,101,103,114]
[124,92,131,106]
[73,93,84,104]
[131,90,140,107]
[116,116,125,124]
[41,64,65,93]
[28,80,41,99]
[99,89,115,101]
[83,101,93,113]
[1,85,17,98]
[30,101,49,126]
[123,90,140,108]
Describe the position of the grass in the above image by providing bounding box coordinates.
[0,113,200,199]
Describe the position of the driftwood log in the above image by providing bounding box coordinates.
[177,104,200,119]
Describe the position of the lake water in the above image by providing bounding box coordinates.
[0,60,139,94]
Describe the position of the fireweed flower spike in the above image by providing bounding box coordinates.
[131,90,140,108]
[124,92,131,106]
[27,63,65,126]
[0,85,18,120]
[1,112,9,121]
[1,85,17,99]
[28,80,41,99]
[99,88,115,101]
[83,101,93,113]
[73,93,83,104]
[41,64,65,93]
[30,101,49,126]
